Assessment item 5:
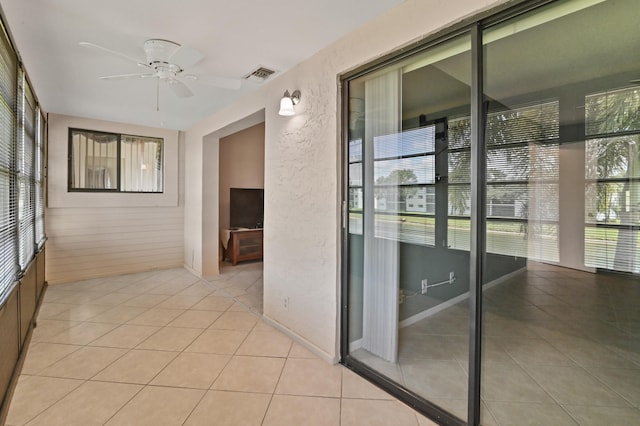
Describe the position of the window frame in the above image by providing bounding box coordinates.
[0,19,19,306]
[0,17,46,307]
[67,127,164,193]
[583,86,640,272]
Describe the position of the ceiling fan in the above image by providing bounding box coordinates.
[80,38,242,109]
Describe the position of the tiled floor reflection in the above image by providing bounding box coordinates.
[6,266,435,426]
[353,262,640,425]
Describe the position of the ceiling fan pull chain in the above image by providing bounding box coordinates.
[156,77,160,112]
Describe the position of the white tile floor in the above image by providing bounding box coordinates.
[353,262,640,425]
[6,264,435,426]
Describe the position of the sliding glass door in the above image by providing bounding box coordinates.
[342,0,639,425]
[481,0,640,424]
[345,34,472,423]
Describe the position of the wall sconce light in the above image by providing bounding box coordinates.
[278,90,301,116]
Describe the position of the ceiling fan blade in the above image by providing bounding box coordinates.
[99,73,155,80]
[167,78,194,98]
[187,74,242,90]
[79,42,149,68]
[169,45,204,69]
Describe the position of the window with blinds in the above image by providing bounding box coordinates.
[69,129,163,192]
[373,126,437,245]
[18,72,36,269]
[347,126,438,246]
[0,19,45,306]
[0,22,18,305]
[35,108,45,249]
[348,138,363,234]
[584,86,640,273]
[448,100,560,261]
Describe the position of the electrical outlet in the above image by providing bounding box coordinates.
[449,271,455,284]
[283,296,289,310]
[421,278,428,294]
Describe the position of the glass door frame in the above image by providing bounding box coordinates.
[339,1,558,425]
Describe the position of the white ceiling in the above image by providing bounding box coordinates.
[0,0,403,130]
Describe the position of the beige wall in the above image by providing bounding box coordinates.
[46,113,184,283]
[219,123,265,231]
[184,0,508,361]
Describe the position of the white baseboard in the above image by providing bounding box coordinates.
[349,338,363,353]
[399,291,468,328]
[398,266,526,328]
[262,315,339,364]
[182,263,201,277]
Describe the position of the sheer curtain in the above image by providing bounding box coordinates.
[362,69,401,362]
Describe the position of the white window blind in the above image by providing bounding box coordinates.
[348,138,363,234]
[0,23,17,304]
[447,101,560,261]
[18,72,36,269]
[35,108,45,249]
[584,86,640,273]
[372,126,437,246]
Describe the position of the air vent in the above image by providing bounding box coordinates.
[244,66,276,83]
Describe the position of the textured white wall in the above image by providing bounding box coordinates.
[46,114,184,283]
[184,0,507,361]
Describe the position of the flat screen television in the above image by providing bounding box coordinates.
[230,188,264,229]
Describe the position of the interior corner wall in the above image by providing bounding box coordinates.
[219,123,265,232]
[184,110,266,278]
[46,113,184,283]
[202,134,220,277]
[184,130,205,275]
[183,0,509,362]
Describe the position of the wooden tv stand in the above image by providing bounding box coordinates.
[226,228,263,265]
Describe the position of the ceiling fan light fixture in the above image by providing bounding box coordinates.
[80,38,241,111]
[144,39,180,64]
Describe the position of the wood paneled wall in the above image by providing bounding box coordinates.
[45,206,183,284]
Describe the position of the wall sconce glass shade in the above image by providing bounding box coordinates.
[278,90,301,116]
[279,94,295,116]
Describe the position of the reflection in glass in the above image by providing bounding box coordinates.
[482,0,640,424]
[346,34,471,422]
[584,87,640,272]
[344,0,640,423]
